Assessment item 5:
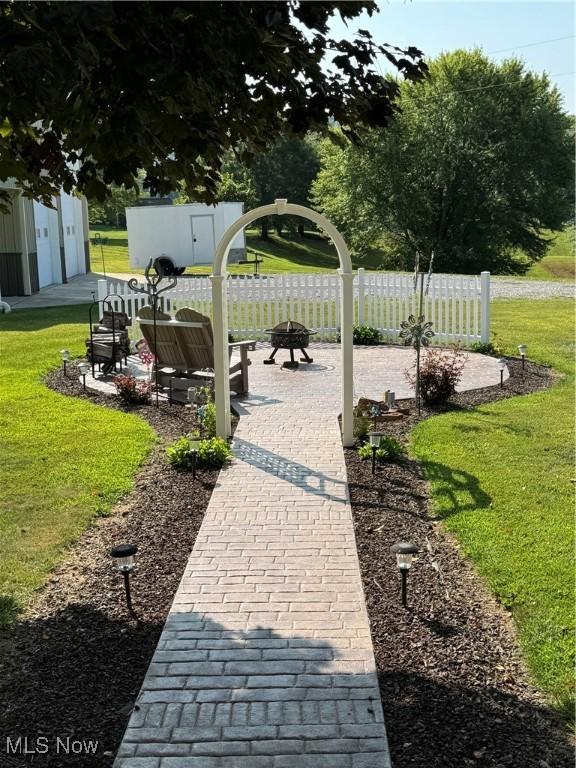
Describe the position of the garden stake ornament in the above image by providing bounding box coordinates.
[128,261,177,406]
[401,251,435,415]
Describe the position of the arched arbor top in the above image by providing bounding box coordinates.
[213,199,353,277]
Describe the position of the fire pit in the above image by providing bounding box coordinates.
[264,320,316,369]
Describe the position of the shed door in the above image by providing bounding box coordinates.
[190,215,215,265]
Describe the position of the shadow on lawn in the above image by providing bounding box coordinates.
[421,460,492,519]
[457,415,534,438]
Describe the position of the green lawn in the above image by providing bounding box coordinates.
[91,224,574,280]
[0,306,154,626]
[89,226,386,276]
[523,227,575,281]
[89,226,137,275]
[411,298,575,714]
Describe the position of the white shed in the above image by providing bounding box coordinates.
[126,202,245,269]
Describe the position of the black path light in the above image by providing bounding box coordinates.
[110,543,138,614]
[189,437,201,481]
[127,260,177,407]
[60,349,70,375]
[368,431,383,475]
[390,541,419,608]
[498,358,506,388]
[78,360,90,392]
[518,344,527,370]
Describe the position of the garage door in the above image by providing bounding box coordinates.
[61,194,80,277]
[33,202,55,288]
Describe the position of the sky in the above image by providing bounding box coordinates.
[329,1,575,113]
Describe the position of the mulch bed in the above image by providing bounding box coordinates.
[0,358,570,767]
[345,357,572,767]
[0,366,219,767]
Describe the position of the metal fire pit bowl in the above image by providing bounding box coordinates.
[264,320,316,369]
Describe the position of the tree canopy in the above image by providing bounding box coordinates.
[312,50,574,274]
[212,138,320,237]
[0,1,426,209]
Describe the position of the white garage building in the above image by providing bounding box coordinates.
[0,181,89,297]
[127,202,245,269]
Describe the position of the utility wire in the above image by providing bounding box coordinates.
[487,35,575,55]
[434,71,574,97]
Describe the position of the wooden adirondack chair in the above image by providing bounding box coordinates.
[137,306,254,395]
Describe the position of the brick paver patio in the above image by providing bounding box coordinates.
[114,345,503,767]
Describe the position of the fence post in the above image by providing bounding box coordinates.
[357,268,365,326]
[97,278,108,303]
[480,271,490,343]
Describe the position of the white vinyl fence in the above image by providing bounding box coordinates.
[98,269,490,345]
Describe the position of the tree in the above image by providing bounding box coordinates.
[0,2,426,210]
[225,138,321,238]
[312,50,574,274]
[88,185,140,227]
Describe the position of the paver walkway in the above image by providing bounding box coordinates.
[114,348,502,768]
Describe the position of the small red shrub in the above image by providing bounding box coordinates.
[408,345,467,404]
[114,374,152,405]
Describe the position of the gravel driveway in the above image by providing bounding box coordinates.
[489,277,574,299]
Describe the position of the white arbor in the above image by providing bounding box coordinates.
[211,199,355,446]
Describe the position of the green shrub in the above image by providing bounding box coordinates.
[166,437,196,470]
[357,435,405,462]
[353,325,381,345]
[470,333,504,356]
[166,435,232,470]
[198,401,217,437]
[197,437,233,468]
[354,415,371,440]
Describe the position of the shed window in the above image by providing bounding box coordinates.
[71,225,75,234]
[66,226,70,235]
[43,227,48,237]
[36,228,41,238]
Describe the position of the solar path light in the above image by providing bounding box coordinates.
[518,344,527,370]
[368,431,383,475]
[189,438,201,481]
[110,543,138,614]
[60,349,70,375]
[78,361,90,392]
[498,358,506,388]
[390,541,419,608]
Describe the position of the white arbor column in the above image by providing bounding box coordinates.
[212,199,355,444]
[339,270,355,447]
[211,274,231,438]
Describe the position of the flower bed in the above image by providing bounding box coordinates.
[0,368,223,767]
[346,359,571,767]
